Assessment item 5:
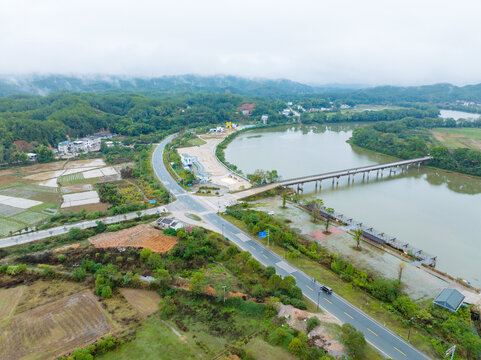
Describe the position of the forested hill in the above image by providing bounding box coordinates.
[3,75,481,103]
[0,75,336,98]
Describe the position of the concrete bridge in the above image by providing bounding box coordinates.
[232,156,432,199]
[279,156,432,193]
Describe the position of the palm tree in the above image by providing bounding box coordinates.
[398,262,406,282]
[353,229,363,249]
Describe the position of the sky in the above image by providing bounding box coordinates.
[1,0,481,86]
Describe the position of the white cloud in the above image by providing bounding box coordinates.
[1,0,480,85]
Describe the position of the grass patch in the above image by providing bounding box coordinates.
[184,136,206,147]
[185,213,201,221]
[29,202,57,213]
[244,337,296,360]
[96,316,200,360]
[431,127,481,149]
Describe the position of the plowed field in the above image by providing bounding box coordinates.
[0,290,116,360]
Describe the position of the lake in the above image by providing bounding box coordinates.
[225,124,481,287]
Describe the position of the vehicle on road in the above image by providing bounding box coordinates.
[321,285,333,294]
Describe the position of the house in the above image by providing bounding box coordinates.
[58,141,73,154]
[72,140,87,153]
[181,154,193,169]
[433,289,465,312]
[282,109,291,116]
[238,103,255,115]
[261,115,269,124]
[27,153,37,162]
[156,217,184,230]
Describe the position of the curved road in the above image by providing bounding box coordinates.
[152,135,431,360]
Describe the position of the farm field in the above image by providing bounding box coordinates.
[0,286,25,324]
[0,290,117,360]
[119,288,160,317]
[89,224,177,253]
[431,127,481,150]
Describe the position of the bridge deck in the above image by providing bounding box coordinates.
[279,156,432,186]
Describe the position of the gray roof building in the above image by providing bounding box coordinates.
[433,289,465,312]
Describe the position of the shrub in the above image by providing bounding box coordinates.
[288,337,305,356]
[72,348,93,360]
[72,267,87,281]
[57,254,66,262]
[252,284,265,298]
[0,264,8,273]
[307,316,321,332]
[100,285,113,298]
[370,278,402,303]
[140,248,153,261]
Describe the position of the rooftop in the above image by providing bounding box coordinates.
[434,288,465,312]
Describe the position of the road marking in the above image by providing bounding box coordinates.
[275,261,297,274]
[250,245,256,250]
[306,285,313,291]
[323,297,332,304]
[262,254,268,259]
[367,328,378,336]
[393,347,406,357]
[344,312,353,319]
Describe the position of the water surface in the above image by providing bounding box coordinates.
[225,124,481,286]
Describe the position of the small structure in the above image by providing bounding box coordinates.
[261,114,269,124]
[434,289,465,312]
[27,153,37,162]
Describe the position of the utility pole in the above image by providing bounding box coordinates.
[317,290,321,310]
[222,285,227,303]
[267,229,270,248]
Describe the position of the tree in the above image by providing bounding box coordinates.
[324,217,331,234]
[353,229,363,249]
[246,258,261,273]
[341,323,366,358]
[153,268,172,289]
[398,262,406,282]
[282,191,288,208]
[140,248,152,261]
[96,221,106,233]
[100,285,112,298]
[35,145,54,163]
[252,284,265,298]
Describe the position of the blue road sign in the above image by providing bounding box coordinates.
[259,231,267,239]
[150,199,156,204]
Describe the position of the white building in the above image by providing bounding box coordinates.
[58,141,73,154]
[261,114,269,124]
[181,154,193,169]
[27,153,37,161]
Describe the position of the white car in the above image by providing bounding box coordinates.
[268,211,275,215]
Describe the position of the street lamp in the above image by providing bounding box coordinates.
[407,317,414,341]
[222,285,227,303]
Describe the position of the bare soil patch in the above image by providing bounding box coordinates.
[61,183,94,193]
[61,202,110,213]
[309,226,344,241]
[277,304,344,358]
[119,288,160,317]
[0,176,21,186]
[89,224,177,253]
[0,290,117,360]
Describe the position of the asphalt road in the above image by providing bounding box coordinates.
[152,135,431,360]
[0,207,161,249]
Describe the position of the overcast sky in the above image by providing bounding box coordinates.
[1,0,481,86]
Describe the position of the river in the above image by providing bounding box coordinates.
[439,109,481,120]
[225,124,481,287]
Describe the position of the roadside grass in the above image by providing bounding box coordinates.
[220,213,440,359]
[204,263,243,292]
[185,213,201,221]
